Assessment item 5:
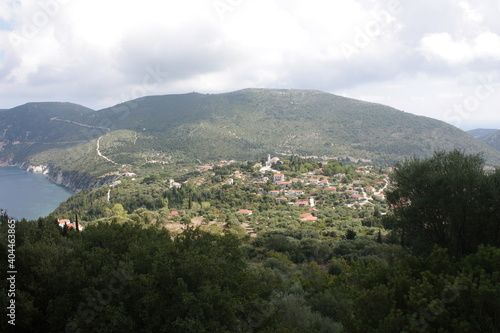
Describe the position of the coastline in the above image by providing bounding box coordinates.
[0,161,115,193]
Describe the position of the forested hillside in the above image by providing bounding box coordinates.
[1,89,499,192]
[1,151,499,332]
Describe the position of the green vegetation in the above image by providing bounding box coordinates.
[478,129,500,152]
[2,151,500,332]
[2,95,500,332]
[2,90,499,192]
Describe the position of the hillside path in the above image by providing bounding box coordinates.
[96,135,117,164]
[50,117,111,132]
[50,117,116,164]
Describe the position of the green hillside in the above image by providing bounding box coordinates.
[469,129,500,152]
[0,102,104,163]
[91,88,500,164]
[1,89,499,189]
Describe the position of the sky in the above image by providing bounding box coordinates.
[0,0,499,130]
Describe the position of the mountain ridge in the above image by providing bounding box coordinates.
[467,128,500,152]
[1,88,499,191]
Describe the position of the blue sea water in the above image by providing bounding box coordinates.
[0,167,72,220]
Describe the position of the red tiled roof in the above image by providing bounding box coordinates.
[237,209,253,215]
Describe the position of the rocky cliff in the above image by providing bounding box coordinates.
[21,163,117,193]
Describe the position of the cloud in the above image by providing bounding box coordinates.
[419,31,500,65]
[419,33,474,65]
[0,0,498,129]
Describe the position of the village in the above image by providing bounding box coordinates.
[55,155,391,239]
[185,155,390,237]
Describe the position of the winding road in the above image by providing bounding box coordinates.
[51,117,116,164]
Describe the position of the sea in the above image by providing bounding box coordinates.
[0,167,73,220]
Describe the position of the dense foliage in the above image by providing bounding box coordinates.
[1,151,500,332]
[2,215,500,332]
[386,150,500,257]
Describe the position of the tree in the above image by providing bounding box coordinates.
[386,150,499,257]
[111,203,128,217]
[344,229,357,240]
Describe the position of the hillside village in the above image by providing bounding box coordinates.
[55,155,391,240]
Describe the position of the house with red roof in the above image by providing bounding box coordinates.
[350,194,362,200]
[309,178,321,185]
[57,219,83,231]
[273,174,285,183]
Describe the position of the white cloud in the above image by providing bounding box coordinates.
[0,0,498,128]
[419,33,474,65]
[474,31,500,60]
[459,1,483,23]
[419,30,500,66]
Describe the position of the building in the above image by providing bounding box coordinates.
[286,189,305,196]
[57,219,83,231]
[309,178,321,185]
[273,174,285,183]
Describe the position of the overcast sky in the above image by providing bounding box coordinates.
[1,0,499,130]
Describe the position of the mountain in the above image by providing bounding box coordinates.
[0,102,104,162]
[467,128,499,140]
[468,128,500,152]
[89,88,500,164]
[1,89,499,190]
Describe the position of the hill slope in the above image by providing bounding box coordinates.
[467,128,499,140]
[468,128,500,152]
[1,89,499,190]
[0,102,105,163]
[91,88,500,163]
